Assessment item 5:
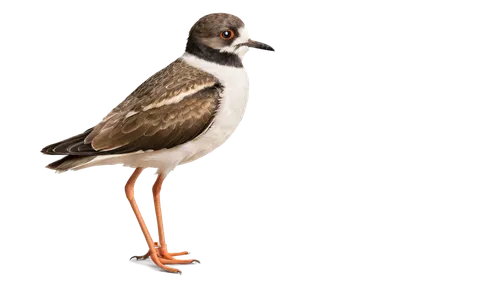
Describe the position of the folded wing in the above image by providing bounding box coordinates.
[42,58,222,156]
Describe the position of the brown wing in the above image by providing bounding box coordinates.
[41,58,222,156]
[90,86,220,153]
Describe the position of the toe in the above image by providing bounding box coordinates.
[189,260,201,266]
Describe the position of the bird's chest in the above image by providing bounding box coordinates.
[195,68,249,151]
[180,71,250,165]
[178,59,249,163]
[210,68,249,139]
[176,55,250,165]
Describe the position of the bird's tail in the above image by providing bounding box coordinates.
[47,155,96,172]
[40,131,96,173]
[41,128,93,155]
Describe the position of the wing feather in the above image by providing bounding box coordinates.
[41,58,222,156]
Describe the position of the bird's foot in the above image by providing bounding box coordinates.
[130,246,198,274]
[137,247,200,273]
[137,247,190,260]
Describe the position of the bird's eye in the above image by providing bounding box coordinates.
[219,30,235,40]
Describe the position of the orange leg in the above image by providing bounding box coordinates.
[127,169,199,270]
[125,168,186,274]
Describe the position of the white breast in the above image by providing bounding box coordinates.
[177,53,250,164]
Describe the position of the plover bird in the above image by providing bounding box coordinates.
[41,13,273,273]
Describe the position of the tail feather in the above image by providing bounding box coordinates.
[46,155,96,172]
[41,128,93,155]
[40,130,96,172]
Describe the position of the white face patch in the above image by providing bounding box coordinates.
[219,27,250,58]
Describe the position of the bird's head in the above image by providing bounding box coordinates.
[186,13,274,66]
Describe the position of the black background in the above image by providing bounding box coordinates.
[24,5,292,282]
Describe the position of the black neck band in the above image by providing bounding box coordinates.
[185,40,243,68]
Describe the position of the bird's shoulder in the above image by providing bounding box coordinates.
[133,58,218,99]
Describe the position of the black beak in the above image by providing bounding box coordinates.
[242,39,275,51]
